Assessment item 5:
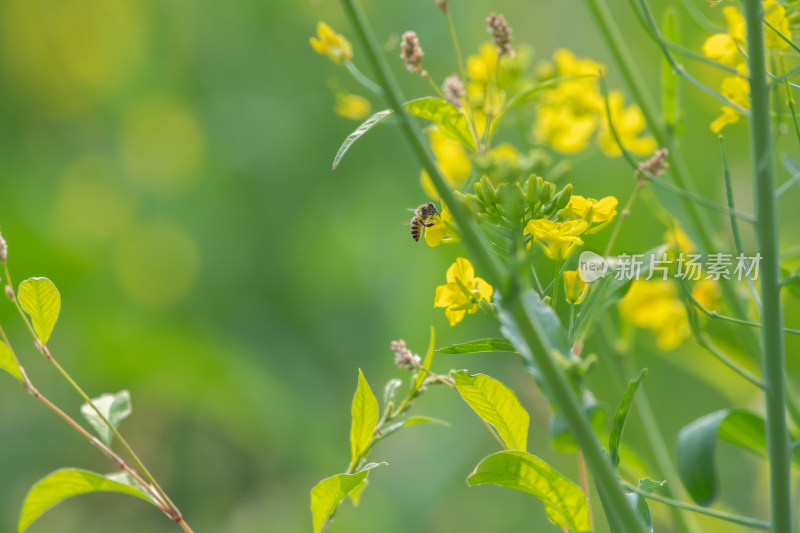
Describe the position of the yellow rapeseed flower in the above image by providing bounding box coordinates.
[424,205,460,247]
[764,0,792,50]
[711,66,750,133]
[664,227,695,254]
[618,280,689,350]
[310,22,352,65]
[563,270,588,304]
[420,128,472,198]
[597,91,657,157]
[702,7,746,64]
[434,258,493,326]
[333,93,371,120]
[524,219,588,260]
[692,279,721,312]
[568,195,618,234]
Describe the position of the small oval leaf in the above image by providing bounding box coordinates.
[310,463,382,533]
[405,97,476,150]
[437,338,517,355]
[454,371,529,451]
[0,341,23,383]
[677,409,770,506]
[19,468,154,532]
[17,278,61,344]
[332,109,393,169]
[350,369,379,466]
[80,390,132,446]
[468,450,591,532]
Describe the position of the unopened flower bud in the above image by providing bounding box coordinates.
[486,13,514,58]
[4,285,13,301]
[479,176,498,205]
[525,175,542,205]
[391,339,421,370]
[540,181,555,203]
[434,0,448,13]
[400,31,425,73]
[0,232,6,264]
[442,73,465,108]
[383,378,403,405]
[564,270,588,304]
[554,183,573,210]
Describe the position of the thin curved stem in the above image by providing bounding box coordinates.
[622,481,770,530]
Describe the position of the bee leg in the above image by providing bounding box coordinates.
[422,221,436,227]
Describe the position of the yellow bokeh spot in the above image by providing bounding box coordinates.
[54,156,136,244]
[114,221,199,309]
[0,0,146,113]
[122,96,206,195]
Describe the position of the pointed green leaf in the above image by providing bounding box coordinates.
[310,463,382,533]
[350,369,379,466]
[332,109,393,169]
[609,369,648,467]
[405,97,477,150]
[414,326,435,391]
[18,468,154,532]
[454,371,529,451]
[17,278,61,344]
[80,390,132,446]
[0,341,23,383]
[437,338,517,355]
[468,450,590,532]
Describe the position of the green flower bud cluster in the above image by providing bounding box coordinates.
[469,173,573,229]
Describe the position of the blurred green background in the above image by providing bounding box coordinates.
[0,0,798,531]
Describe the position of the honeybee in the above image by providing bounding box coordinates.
[410,202,438,242]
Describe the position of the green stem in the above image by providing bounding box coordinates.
[344,59,383,95]
[743,3,793,533]
[622,482,771,530]
[3,264,186,526]
[338,1,645,531]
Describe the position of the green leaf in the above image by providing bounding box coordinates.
[780,266,800,300]
[677,409,779,506]
[310,463,382,533]
[415,326,435,391]
[609,369,648,467]
[17,277,61,344]
[405,97,476,150]
[350,369,379,466]
[80,390,132,446]
[379,415,450,440]
[0,341,23,383]
[332,109,393,169]
[437,338,517,355]
[468,450,591,532]
[454,371,529,451]
[18,468,154,532]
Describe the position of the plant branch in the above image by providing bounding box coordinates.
[743,3,794,533]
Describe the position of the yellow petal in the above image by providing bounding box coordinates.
[445,306,466,326]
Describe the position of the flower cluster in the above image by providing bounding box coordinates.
[534,50,655,156]
[390,340,422,370]
[701,0,791,132]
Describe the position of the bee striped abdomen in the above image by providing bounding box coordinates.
[410,217,422,241]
